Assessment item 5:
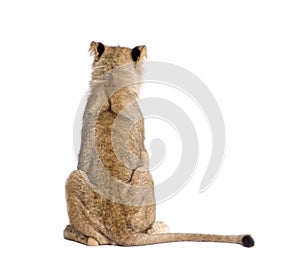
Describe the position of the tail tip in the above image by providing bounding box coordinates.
[242,235,255,248]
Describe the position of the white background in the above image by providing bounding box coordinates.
[1,0,300,264]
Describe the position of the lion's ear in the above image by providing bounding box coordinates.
[131,45,147,62]
[89,41,105,61]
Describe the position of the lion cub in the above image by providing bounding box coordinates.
[64,42,254,247]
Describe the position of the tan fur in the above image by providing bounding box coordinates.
[64,42,254,247]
